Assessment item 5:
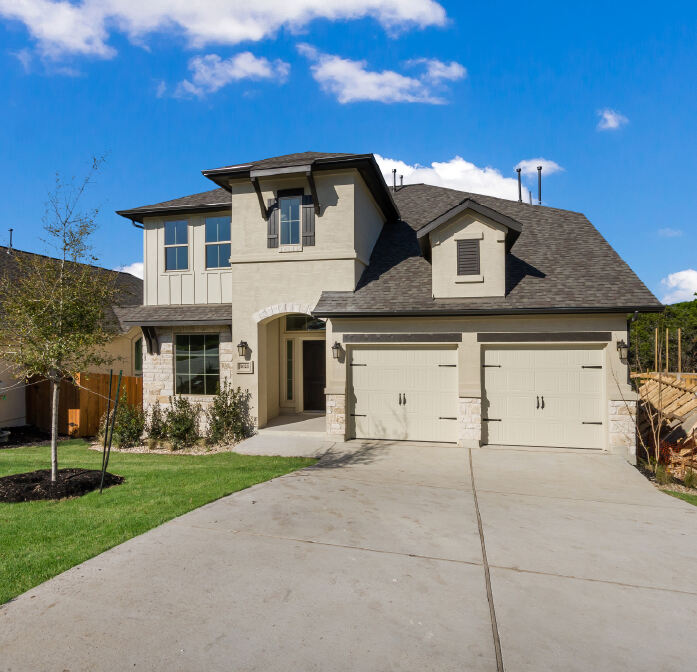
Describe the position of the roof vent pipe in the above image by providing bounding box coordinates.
[516,168,522,203]
[399,174,403,188]
[7,228,12,253]
[392,168,397,190]
[528,190,532,205]
[537,165,542,205]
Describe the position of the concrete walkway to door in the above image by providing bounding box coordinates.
[1,442,697,671]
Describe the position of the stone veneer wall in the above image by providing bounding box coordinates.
[326,393,346,439]
[608,399,637,462]
[142,326,235,429]
[458,397,481,448]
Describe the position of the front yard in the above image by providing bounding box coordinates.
[0,440,314,605]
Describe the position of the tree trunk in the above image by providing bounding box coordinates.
[50,379,60,482]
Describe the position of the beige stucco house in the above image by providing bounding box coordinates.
[116,152,662,461]
[0,246,143,428]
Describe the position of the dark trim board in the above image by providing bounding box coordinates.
[124,319,232,328]
[343,333,463,343]
[477,331,612,343]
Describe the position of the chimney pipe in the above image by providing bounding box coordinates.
[528,190,532,205]
[537,165,542,205]
[7,228,12,253]
[392,168,397,190]
[399,174,403,188]
[516,168,522,203]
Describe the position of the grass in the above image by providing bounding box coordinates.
[0,440,315,605]
[664,490,697,507]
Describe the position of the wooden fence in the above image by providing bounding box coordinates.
[26,372,143,438]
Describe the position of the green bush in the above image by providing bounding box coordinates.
[165,395,201,450]
[683,468,697,489]
[655,462,672,486]
[98,394,145,449]
[147,400,167,441]
[207,381,254,445]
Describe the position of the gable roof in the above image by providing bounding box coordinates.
[203,151,360,173]
[0,246,143,332]
[116,187,230,222]
[313,183,663,317]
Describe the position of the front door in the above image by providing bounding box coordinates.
[303,340,326,411]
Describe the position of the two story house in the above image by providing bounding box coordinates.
[117,151,662,461]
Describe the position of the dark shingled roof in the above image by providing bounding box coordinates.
[0,246,143,332]
[313,184,662,316]
[116,187,230,220]
[114,303,231,327]
[206,151,359,172]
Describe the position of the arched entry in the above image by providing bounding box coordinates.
[255,306,326,426]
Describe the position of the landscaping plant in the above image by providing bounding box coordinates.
[164,395,201,450]
[98,393,145,449]
[207,381,254,445]
[0,157,120,481]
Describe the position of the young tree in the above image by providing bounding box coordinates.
[0,158,119,481]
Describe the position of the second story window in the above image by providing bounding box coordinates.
[205,216,231,268]
[280,195,301,246]
[164,220,188,271]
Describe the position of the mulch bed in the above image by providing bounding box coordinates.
[0,425,55,448]
[0,468,124,503]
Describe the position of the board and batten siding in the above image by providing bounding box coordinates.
[143,210,233,306]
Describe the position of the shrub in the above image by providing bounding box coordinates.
[147,400,167,441]
[98,394,145,449]
[207,381,254,445]
[655,462,672,486]
[683,468,697,489]
[165,395,201,449]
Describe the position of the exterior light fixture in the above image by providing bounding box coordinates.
[616,339,629,363]
[331,341,342,360]
[237,340,248,357]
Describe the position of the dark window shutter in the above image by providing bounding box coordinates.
[457,239,480,275]
[267,198,278,248]
[301,194,315,246]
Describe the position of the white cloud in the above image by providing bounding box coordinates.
[299,45,464,104]
[661,269,697,304]
[377,155,520,199]
[0,0,446,59]
[597,108,628,131]
[515,158,564,177]
[174,52,289,98]
[658,227,683,238]
[409,57,466,82]
[115,262,143,279]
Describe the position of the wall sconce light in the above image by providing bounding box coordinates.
[237,340,249,357]
[331,341,342,360]
[616,339,629,363]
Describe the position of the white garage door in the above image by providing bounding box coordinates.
[349,346,458,443]
[483,346,605,449]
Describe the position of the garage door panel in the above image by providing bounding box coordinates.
[349,346,458,443]
[483,346,605,450]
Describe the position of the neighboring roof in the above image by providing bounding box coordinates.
[313,184,663,317]
[0,246,143,332]
[117,152,399,223]
[114,303,231,327]
[116,187,230,223]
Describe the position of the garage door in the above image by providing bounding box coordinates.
[483,346,605,449]
[349,346,458,443]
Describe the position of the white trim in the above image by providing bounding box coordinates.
[253,303,314,324]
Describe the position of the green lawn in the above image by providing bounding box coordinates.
[664,490,697,507]
[0,440,314,605]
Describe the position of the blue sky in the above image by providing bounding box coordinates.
[0,1,695,303]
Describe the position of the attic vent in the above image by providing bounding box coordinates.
[457,239,480,276]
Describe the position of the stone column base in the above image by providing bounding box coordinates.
[326,393,346,440]
[458,397,482,448]
[609,399,637,463]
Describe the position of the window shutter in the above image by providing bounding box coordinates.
[301,194,315,246]
[267,198,278,248]
[457,239,480,275]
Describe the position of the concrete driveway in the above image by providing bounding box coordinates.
[2,443,697,671]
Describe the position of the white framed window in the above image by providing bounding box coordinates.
[164,220,188,271]
[280,195,301,246]
[205,216,231,268]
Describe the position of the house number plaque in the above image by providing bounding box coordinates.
[237,361,254,374]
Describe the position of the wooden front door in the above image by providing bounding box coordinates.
[303,340,326,412]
